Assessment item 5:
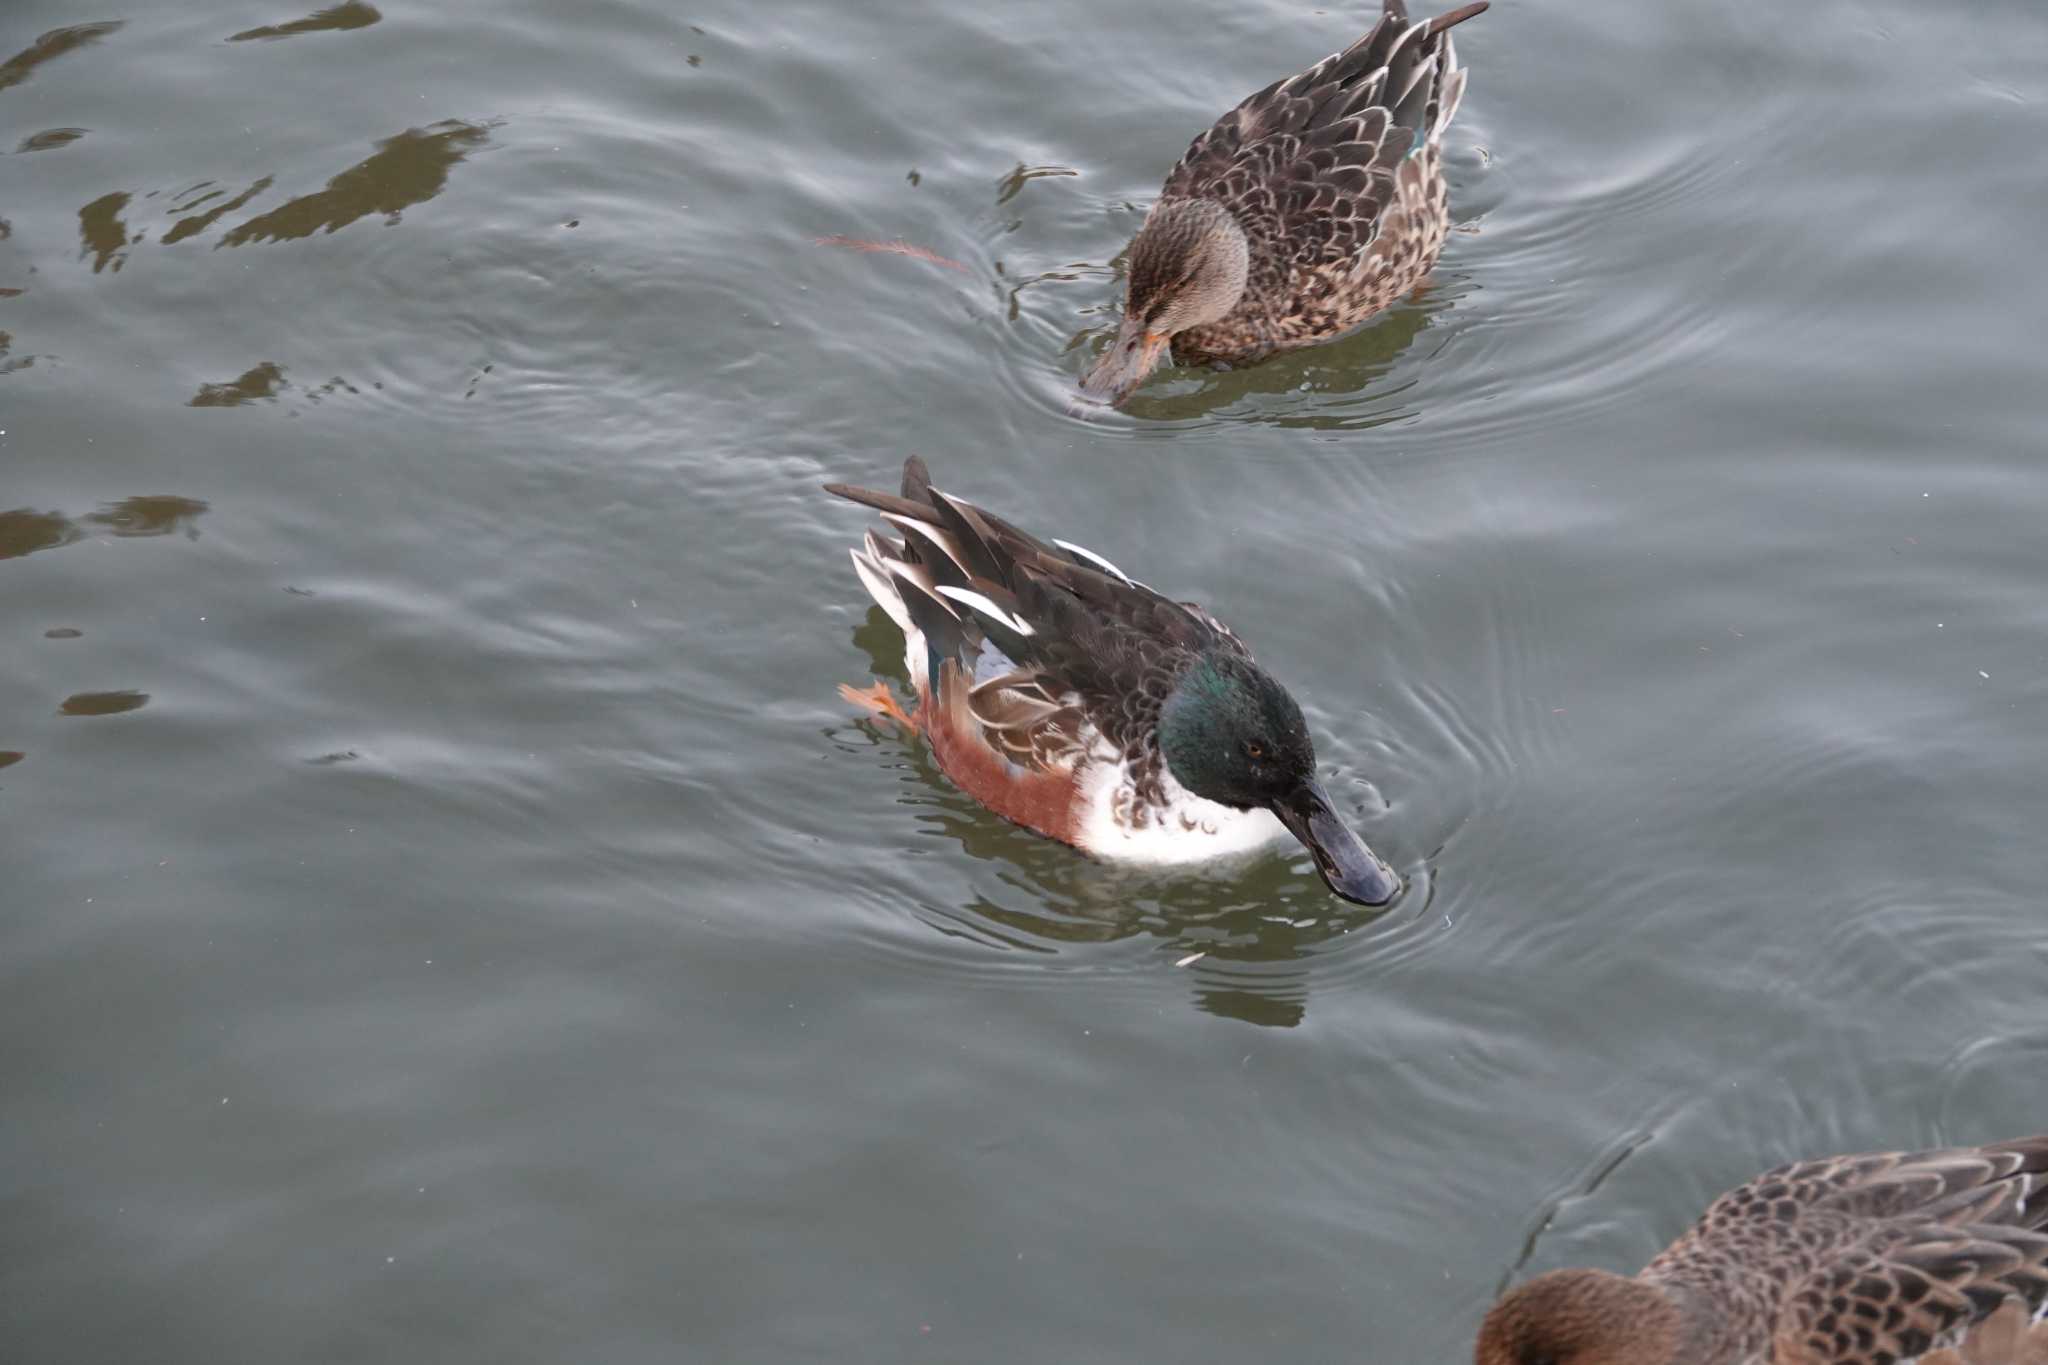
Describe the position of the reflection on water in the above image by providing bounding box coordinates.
[16,128,86,154]
[84,496,210,538]
[229,2,383,42]
[164,177,273,246]
[1189,963,1311,1029]
[0,22,123,94]
[59,690,149,717]
[78,191,133,274]
[995,162,1079,208]
[64,120,489,275]
[190,361,287,407]
[0,509,83,561]
[218,120,492,245]
[0,497,209,558]
[971,883,1380,1028]
[909,884,1342,1026]
[0,328,31,375]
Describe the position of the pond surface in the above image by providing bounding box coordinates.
[4,0,2046,1359]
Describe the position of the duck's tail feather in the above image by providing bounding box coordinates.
[1373,2,1484,154]
[832,459,1003,686]
[1432,63,1469,142]
[831,456,1173,679]
[823,480,931,524]
[827,456,1006,587]
[900,453,934,502]
[848,531,916,636]
[1427,1,1488,39]
[1423,4,1484,145]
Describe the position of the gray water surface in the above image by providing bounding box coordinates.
[4,1,2047,1360]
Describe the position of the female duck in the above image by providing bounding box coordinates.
[827,457,1398,906]
[1478,1134,2048,1365]
[1083,0,1489,404]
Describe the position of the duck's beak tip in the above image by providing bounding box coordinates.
[1274,779,1400,908]
[1079,321,1168,407]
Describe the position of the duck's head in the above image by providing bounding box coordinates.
[1476,1270,1686,1365]
[1081,199,1250,405]
[1158,651,1397,906]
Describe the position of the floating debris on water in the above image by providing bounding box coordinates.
[814,235,968,274]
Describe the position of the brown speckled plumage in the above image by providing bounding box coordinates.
[1477,1135,2048,1365]
[1081,0,1486,401]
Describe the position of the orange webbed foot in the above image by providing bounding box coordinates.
[839,679,918,732]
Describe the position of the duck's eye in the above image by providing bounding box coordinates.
[1244,740,1264,760]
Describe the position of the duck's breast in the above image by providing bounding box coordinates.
[1070,753,1288,866]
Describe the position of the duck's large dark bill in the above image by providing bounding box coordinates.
[1273,779,1399,907]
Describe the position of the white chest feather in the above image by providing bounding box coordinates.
[884,609,1283,866]
[1071,753,1287,866]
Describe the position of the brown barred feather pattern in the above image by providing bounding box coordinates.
[1477,1136,2048,1365]
[1155,0,1486,367]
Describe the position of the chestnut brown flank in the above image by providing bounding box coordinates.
[919,665,1081,846]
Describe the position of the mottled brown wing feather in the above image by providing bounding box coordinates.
[1770,1222,2048,1365]
[1157,4,1474,292]
[1643,1139,2048,1365]
[966,670,1089,772]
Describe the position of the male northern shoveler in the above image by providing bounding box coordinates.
[826,456,1398,906]
[1477,1134,2048,1365]
[1081,0,1489,404]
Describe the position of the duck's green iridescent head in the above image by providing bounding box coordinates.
[1080,198,1250,405]
[1157,651,1398,906]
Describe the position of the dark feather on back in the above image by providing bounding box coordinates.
[824,456,1252,760]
